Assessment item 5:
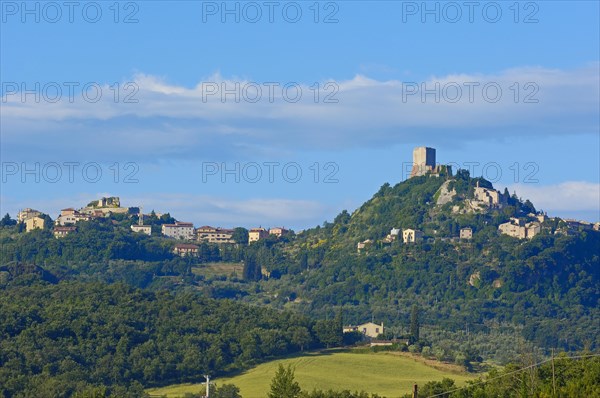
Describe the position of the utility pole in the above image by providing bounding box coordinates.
[204,374,211,398]
[551,349,557,397]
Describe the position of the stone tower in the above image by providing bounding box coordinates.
[410,147,436,177]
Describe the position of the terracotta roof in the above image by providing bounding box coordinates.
[164,223,192,228]
[54,226,76,231]
[174,244,199,249]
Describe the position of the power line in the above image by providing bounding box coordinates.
[426,353,600,398]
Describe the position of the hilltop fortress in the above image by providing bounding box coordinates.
[410,146,451,177]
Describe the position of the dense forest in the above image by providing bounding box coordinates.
[0,281,344,397]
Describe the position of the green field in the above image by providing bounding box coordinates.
[191,262,242,278]
[147,350,476,398]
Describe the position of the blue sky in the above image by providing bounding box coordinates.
[1,1,599,229]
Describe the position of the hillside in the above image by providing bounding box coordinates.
[252,171,599,363]
[147,350,476,398]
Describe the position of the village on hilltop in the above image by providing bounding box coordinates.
[356,147,599,253]
[16,197,289,257]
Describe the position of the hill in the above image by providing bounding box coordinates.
[147,350,476,398]
[246,171,599,363]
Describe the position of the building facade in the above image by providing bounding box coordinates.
[162,222,195,240]
[25,216,45,232]
[196,226,235,244]
[383,228,400,243]
[269,227,288,238]
[499,219,540,239]
[460,227,473,240]
[173,244,199,256]
[131,225,152,235]
[248,227,269,243]
[403,228,424,243]
[18,208,41,223]
[343,322,385,339]
[410,147,436,177]
[53,226,76,238]
[55,208,90,226]
[473,182,501,208]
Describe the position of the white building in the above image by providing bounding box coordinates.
[131,225,152,235]
[162,222,195,240]
[55,208,90,226]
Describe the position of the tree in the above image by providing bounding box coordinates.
[418,378,455,398]
[314,319,342,348]
[0,213,17,227]
[410,305,420,343]
[299,251,308,270]
[268,364,301,398]
[242,253,261,281]
[41,214,54,230]
[333,210,351,225]
[290,326,312,351]
[232,227,249,245]
[212,384,242,398]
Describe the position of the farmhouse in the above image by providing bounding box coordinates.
[53,226,76,238]
[343,322,385,339]
[131,225,152,235]
[173,244,199,257]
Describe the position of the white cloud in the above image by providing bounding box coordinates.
[509,181,600,213]
[1,64,598,162]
